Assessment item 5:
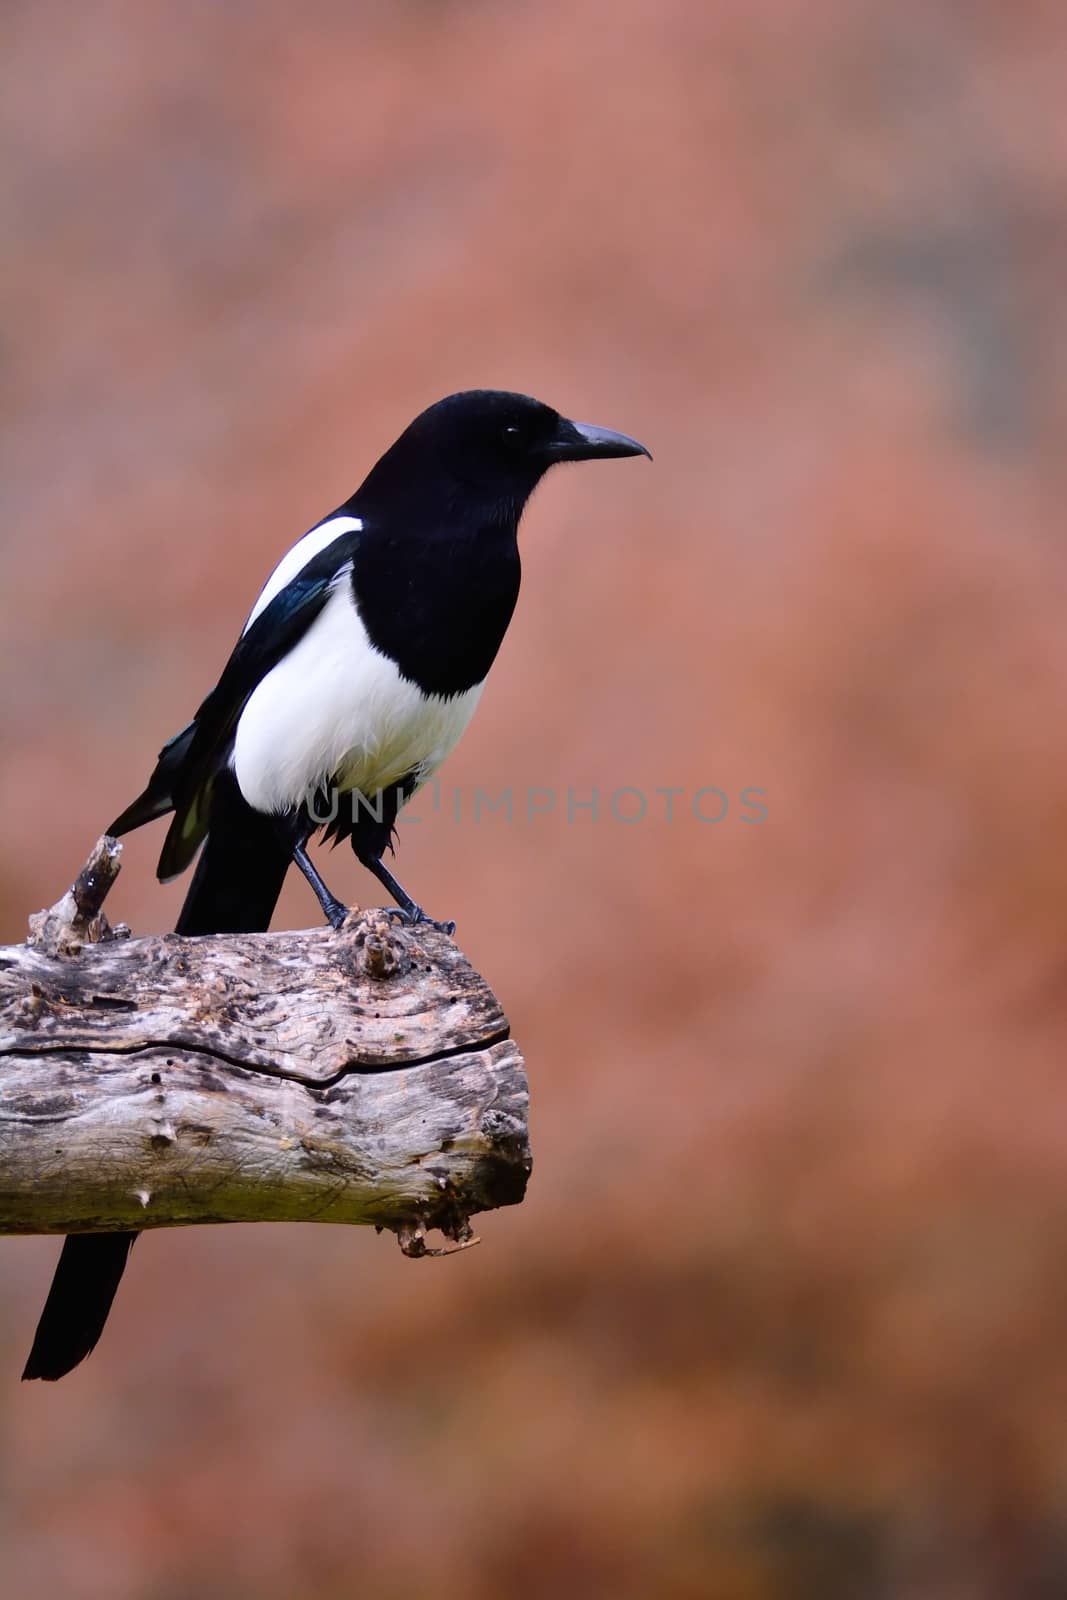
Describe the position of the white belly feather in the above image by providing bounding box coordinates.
[232,563,483,816]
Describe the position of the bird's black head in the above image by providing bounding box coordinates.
[356,389,650,528]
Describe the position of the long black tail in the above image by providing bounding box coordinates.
[22,772,291,1380]
[174,770,292,935]
[22,1234,138,1381]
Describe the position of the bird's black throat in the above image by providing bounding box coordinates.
[349,513,522,698]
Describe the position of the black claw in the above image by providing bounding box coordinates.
[381,906,455,936]
[381,906,416,925]
[293,840,351,931]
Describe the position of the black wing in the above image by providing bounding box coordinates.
[109,525,363,881]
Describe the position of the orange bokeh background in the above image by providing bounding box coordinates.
[5,4,1067,1595]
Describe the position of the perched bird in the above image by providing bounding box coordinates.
[22,388,650,1381]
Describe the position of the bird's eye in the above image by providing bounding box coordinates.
[501,423,523,445]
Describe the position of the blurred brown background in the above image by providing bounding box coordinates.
[5,2,1067,1596]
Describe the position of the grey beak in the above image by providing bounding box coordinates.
[552,418,652,462]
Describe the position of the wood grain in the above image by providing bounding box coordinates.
[0,840,530,1248]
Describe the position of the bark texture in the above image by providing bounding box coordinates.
[0,839,530,1254]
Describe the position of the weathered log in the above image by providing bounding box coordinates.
[0,839,530,1256]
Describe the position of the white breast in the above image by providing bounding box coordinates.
[232,571,483,816]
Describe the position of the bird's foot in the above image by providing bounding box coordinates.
[383,905,456,937]
[321,894,351,930]
[293,841,353,931]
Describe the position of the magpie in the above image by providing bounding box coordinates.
[22,388,649,1381]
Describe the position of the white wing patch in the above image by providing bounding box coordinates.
[242,515,362,634]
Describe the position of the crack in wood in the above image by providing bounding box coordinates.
[0,1022,513,1087]
[0,838,530,1237]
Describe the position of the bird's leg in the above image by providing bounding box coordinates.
[292,841,349,930]
[363,855,456,937]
